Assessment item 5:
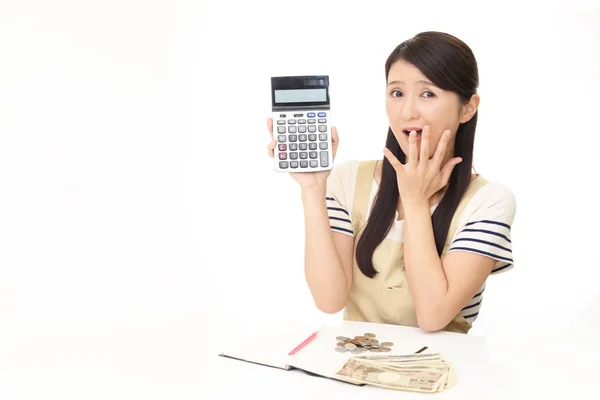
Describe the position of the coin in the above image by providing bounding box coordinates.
[333,333,396,353]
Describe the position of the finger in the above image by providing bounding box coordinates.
[267,138,276,158]
[439,157,463,185]
[408,130,419,167]
[331,126,340,159]
[383,147,405,175]
[432,129,452,169]
[418,126,431,173]
[267,118,273,140]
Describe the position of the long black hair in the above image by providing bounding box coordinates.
[355,31,479,278]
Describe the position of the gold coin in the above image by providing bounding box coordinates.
[336,342,345,347]
[380,342,394,347]
[364,333,376,338]
[379,346,392,352]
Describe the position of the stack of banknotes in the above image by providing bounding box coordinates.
[334,352,457,393]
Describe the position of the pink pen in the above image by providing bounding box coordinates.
[288,331,318,355]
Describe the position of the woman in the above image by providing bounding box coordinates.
[266,31,516,334]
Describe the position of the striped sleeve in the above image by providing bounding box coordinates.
[325,162,354,237]
[448,185,516,274]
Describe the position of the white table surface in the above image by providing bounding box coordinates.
[1,296,598,400]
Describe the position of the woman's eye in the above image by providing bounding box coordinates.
[391,90,403,98]
[422,91,435,98]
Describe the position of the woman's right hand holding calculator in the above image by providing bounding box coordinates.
[267,117,339,193]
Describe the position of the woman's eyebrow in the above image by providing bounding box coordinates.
[387,80,435,86]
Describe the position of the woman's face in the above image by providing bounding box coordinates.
[385,59,478,162]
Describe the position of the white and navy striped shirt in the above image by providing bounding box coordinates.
[325,160,517,325]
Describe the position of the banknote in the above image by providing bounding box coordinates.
[335,352,457,391]
[334,357,449,393]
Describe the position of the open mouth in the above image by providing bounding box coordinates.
[403,129,423,137]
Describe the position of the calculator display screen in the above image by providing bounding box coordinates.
[271,75,330,108]
[274,89,327,103]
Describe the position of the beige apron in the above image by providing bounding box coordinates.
[343,160,488,334]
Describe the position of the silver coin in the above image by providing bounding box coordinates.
[379,346,392,352]
[344,343,357,350]
[336,336,350,342]
[380,342,394,347]
[335,347,347,353]
[364,333,376,338]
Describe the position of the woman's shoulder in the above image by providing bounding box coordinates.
[330,159,379,177]
[467,176,517,219]
[327,159,378,199]
[328,159,366,182]
[475,177,516,205]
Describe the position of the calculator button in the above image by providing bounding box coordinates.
[318,125,327,132]
[309,160,319,168]
[289,143,298,151]
[318,118,327,123]
[298,126,307,133]
[318,112,326,117]
[298,134,307,142]
[288,126,297,133]
[307,119,316,124]
[308,134,317,141]
[319,133,327,141]
[289,152,298,159]
[298,119,306,124]
[308,125,317,133]
[279,153,288,160]
[277,126,286,134]
[279,161,289,168]
[309,142,317,150]
[278,144,287,151]
[278,135,286,142]
[279,114,287,118]
[307,112,316,118]
[299,152,308,159]
[290,161,299,168]
[319,142,328,150]
[293,113,303,117]
[289,135,297,142]
[320,151,329,167]
[287,119,297,124]
[309,151,318,159]
[277,120,286,125]
[300,160,309,168]
[299,143,308,150]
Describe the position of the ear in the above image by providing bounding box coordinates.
[460,94,480,123]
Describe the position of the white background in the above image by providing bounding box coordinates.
[0,0,599,398]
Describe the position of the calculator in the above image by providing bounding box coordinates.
[271,75,333,172]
